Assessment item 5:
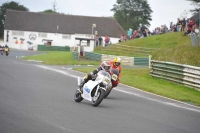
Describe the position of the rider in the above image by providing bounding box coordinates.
[109,57,122,87]
[4,44,10,52]
[0,45,2,53]
[77,61,111,93]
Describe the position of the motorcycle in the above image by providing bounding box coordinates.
[104,68,120,98]
[74,70,112,107]
[4,48,9,56]
[0,47,3,55]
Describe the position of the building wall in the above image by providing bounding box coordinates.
[3,30,120,51]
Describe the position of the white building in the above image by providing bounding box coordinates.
[4,10,126,52]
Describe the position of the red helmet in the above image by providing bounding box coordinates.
[101,61,111,72]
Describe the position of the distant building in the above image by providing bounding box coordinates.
[4,10,126,51]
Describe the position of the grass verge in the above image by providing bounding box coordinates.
[23,51,100,65]
[73,67,200,106]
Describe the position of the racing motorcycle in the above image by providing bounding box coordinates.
[74,70,112,107]
[4,48,9,56]
[0,47,3,55]
[104,68,119,98]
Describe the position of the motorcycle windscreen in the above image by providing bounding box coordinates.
[81,80,99,101]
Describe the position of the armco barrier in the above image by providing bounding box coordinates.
[85,52,102,61]
[72,52,79,60]
[150,60,200,90]
[38,45,70,51]
[134,57,149,66]
[83,52,150,67]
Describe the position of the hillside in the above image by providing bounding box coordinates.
[94,32,200,67]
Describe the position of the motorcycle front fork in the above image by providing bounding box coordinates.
[95,85,100,96]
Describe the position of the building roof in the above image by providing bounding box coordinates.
[5,10,126,38]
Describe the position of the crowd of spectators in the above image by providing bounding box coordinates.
[119,27,152,42]
[119,16,199,42]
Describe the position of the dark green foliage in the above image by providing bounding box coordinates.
[0,1,29,38]
[187,0,200,13]
[111,0,153,31]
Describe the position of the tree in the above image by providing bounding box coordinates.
[0,1,29,38]
[111,0,152,31]
[187,0,200,13]
[52,0,59,12]
[40,1,60,14]
[41,9,57,13]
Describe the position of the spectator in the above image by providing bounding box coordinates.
[123,35,127,41]
[120,34,124,42]
[163,24,168,33]
[133,30,140,38]
[98,36,102,46]
[181,18,186,32]
[183,18,195,36]
[127,28,133,40]
[104,35,110,46]
[176,18,182,31]
[143,30,147,37]
[170,22,173,30]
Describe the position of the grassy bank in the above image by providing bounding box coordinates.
[94,32,200,67]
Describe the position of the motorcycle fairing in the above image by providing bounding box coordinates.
[81,80,99,101]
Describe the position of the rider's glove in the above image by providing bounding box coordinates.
[91,74,96,80]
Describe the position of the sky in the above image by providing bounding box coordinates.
[0,0,195,31]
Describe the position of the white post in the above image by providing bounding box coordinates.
[149,55,152,68]
[92,24,96,36]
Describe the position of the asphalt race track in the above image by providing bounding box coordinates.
[0,49,200,133]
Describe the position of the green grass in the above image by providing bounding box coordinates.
[23,51,100,65]
[73,67,200,106]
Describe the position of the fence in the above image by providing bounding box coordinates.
[72,52,151,67]
[38,45,70,51]
[150,60,200,90]
[72,52,79,60]
[85,52,102,61]
[101,44,156,56]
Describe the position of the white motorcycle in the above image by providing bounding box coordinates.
[74,70,112,107]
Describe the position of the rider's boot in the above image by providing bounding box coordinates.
[77,80,86,94]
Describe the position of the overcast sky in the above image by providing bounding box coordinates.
[0,0,195,31]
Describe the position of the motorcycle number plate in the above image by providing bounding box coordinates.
[112,74,118,81]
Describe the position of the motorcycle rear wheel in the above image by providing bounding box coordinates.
[74,90,83,102]
[91,89,105,107]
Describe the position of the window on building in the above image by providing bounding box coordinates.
[62,34,71,39]
[39,32,47,38]
[12,31,24,36]
[87,40,90,47]
[45,41,52,46]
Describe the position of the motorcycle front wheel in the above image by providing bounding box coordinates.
[74,90,83,102]
[104,89,112,98]
[91,89,105,107]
